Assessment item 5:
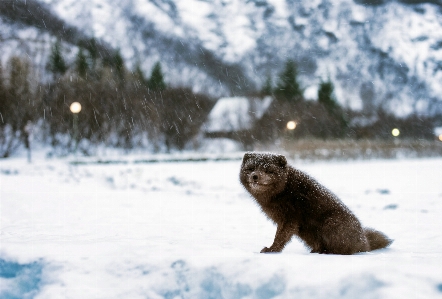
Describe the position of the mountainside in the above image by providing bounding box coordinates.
[1,0,442,114]
[0,0,118,82]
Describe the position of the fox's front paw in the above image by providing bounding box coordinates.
[260,246,281,253]
[260,247,271,253]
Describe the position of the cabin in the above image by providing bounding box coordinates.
[202,96,273,149]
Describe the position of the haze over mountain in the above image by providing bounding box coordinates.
[1,0,441,115]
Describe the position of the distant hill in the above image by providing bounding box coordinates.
[1,0,441,114]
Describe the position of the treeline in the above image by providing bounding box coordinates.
[0,41,214,157]
[249,59,436,146]
[0,43,438,158]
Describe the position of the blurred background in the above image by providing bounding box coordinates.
[1,0,441,160]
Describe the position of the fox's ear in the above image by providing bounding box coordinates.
[276,154,287,167]
[242,152,254,163]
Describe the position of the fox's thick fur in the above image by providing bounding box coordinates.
[239,152,392,254]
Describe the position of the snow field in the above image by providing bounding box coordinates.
[1,157,442,298]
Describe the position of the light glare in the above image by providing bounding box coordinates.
[392,128,400,137]
[70,102,82,114]
[287,121,297,130]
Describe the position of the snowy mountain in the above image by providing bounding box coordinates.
[1,0,442,114]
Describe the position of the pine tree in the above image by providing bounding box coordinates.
[318,78,348,134]
[82,38,100,77]
[318,79,338,110]
[261,73,273,96]
[113,50,125,80]
[147,62,166,91]
[76,47,89,78]
[47,40,68,78]
[86,38,99,68]
[275,59,303,101]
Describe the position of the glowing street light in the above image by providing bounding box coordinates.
[70,102,82,114]
[70,102,82,155]
[392,128,400,137]
[287,121,297,130]
[435,127,442,142]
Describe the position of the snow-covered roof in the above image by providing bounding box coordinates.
[303,85,318,100]
[204,96,273,133]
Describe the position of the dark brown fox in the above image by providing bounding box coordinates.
[239,152,392,254]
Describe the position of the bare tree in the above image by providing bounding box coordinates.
[0,57,41,157]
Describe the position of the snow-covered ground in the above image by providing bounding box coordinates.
[1,155,442,298]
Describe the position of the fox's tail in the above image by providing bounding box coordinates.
[364,228,393,251]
